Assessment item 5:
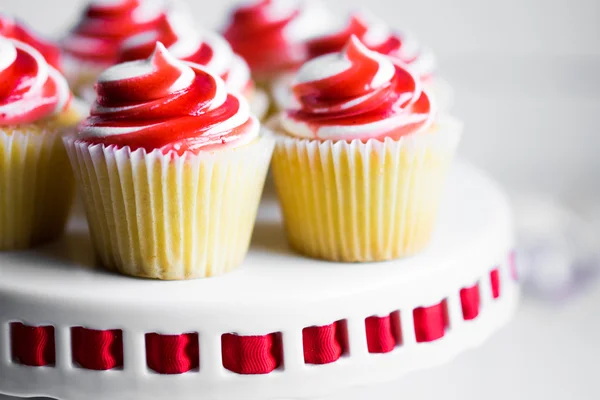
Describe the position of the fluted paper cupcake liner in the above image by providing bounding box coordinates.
[64,134,275,280]
[271,116,463,262]
[0,127,75,250]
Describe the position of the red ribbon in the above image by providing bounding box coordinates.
[491,268,501,299]
[413,300,449,343]
[11,323,55,366]
[460,284,481,321]
[145,332,199,374]
[72,327,123,370]
[222,333,282,374]
[365,314,401,353]
[303,321,346,364]
[8,260,512,373]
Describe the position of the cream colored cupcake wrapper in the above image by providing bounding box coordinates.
[64,134,275,280]
[0,128,75,250]
[271,116,463,262]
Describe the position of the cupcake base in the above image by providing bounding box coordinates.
[0,125,76,250]
[64,134,275,280]
[271,116,463,262]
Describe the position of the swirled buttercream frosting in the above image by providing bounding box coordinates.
[281,36,433,141]
[79,43,259,154]
[119,11,251,93]
[0,38,70,125]
[307,13,435,79]
[62,0,170,65]
[0,14,62,71]
[223,0,334,75]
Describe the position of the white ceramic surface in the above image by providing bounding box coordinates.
[0,162,518,400]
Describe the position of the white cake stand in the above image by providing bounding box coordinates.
[0,161,519,400]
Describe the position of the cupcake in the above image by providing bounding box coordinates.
[61,0,175,100]
[222,0,335,86]
[273,13,452,112]
[0,13,62,71]
[270,37,462,262]
[63,43,274,280]
[0,14,91,118]
[0,38,83,250]
[118,10,269,119]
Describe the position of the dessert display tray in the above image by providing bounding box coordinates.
[0,161,519,400]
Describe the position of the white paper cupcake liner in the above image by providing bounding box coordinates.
[270,116,463,262]
[0,127,75,250]
[63,133,275,280]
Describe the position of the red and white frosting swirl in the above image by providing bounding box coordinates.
[62,0,170,66]
[223,0,334,76]
[119,11,251,94]
[79,43,258,154]
[307,13,436,80]
[0,37,70,125]
[281,36,433,141]
[0,14,62,71]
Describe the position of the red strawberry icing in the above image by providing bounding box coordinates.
[79,43,258,154]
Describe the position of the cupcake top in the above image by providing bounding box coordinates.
[307,13,436,80]
[79,43,259,154]
[62,0,172,66]
[0,37,71,125]
[0,13,62,71]
[280,36,433,141]
[119,10,252,94]
[223,0,334,77]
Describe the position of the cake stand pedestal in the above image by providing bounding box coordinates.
[0,161,519,400]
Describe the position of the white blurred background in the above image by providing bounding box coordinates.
[2,1,600,399]
[4,0,600,198]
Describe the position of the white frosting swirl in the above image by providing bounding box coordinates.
[121,10,251,93]
[282,0,339,42]
[81,43,258,152]
[281,37,433,141]
[355,11,436,78]
[0,38,70,123]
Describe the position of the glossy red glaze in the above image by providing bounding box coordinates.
[0,14,62,70]
[64,0,166,65]
[288,37,431,140]
[223,0,306,75]
[0,40,68,125]
[81,45,256,154]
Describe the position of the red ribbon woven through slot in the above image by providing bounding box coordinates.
[72,327,123,370]
[365,314,400,354]
[145,332,199,374]
[460,284,481,320]
[303,321,345,364]
[491,268,501,299]
[10,323,55,366]
[222,333,282,374]
[413,300,448,343]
